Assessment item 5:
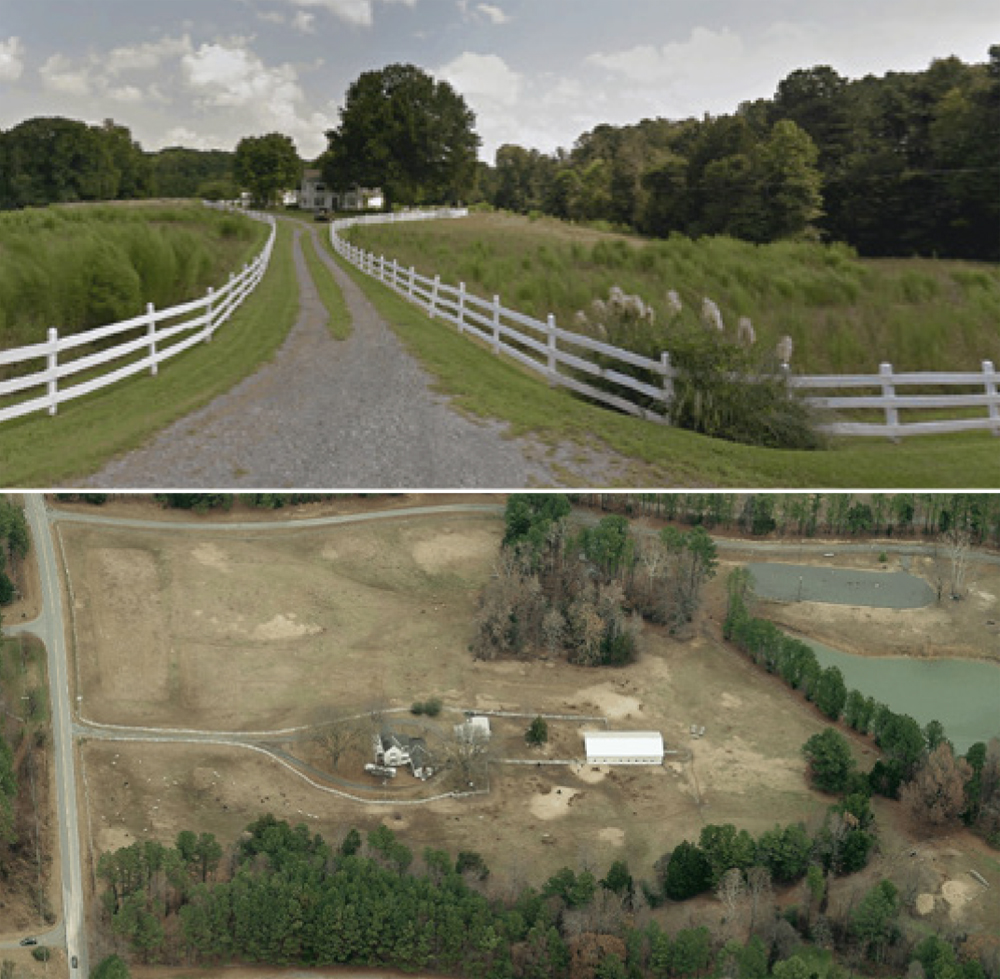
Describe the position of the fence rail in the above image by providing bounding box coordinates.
[332,210,1000,440]
[0,204,276,424]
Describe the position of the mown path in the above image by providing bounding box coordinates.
[82,222,554,488]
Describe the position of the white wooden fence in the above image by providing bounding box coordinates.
[0,206,276,424]
[332,210,1000,440]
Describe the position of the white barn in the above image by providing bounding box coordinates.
[584,731,664,765]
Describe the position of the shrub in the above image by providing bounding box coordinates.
[525,716,548,745]
[410,697,443,717]
[31,948,50,962]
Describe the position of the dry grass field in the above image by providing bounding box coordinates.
[56,506,998,940]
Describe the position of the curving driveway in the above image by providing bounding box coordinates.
[81,223,556,488]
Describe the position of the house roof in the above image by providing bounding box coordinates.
[584,731,664,758]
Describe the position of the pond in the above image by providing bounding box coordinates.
[747,562,934,608]
[803,638,1000,755]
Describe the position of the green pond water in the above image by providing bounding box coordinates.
[803,639,1000,754]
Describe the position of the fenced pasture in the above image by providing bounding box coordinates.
[0,205,275,424]
[331,215,1000,439]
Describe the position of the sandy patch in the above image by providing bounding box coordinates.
[571,763,607,784]
[529,786,579,820]
[915,893,936,916]
[720,692,743,711]
[941,878,978,918]
[251,612,322,641]
[191,542,231,572]
[599,826,625,846]
[412,528,496,572]
[574,684,643,720]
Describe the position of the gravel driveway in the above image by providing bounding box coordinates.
[82,223,558,488]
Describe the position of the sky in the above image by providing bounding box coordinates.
[0,0,995,163]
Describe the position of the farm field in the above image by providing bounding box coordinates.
[346,211,1000,375]
[53,504,998,942]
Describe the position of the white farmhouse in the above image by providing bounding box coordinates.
[373,730,434,780]
[299,169,383,213]
[584,731,664,765]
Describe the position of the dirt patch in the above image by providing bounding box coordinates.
[251,613,322,641]
[573,683,643,720]
[411,525,497,573]
[529,785,580,820]
[915,892,936,915]
[941,878,979,918]
[598,826,626,846]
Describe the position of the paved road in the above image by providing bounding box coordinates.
[81,223,554,488]
[4,497,88,975]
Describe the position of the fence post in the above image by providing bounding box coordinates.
[205,287,215,339]
[985,360,999,436]
[492,295,501,355]
[880,362,899,442]
[546,314,557,385]
[430,274,440,318]
[379,255,385,282]
[660,351,674,423]
[457,281,466,334]
[391,258,398,291]
[408,266,415,299]
[46,327,59,416]
[147,303,158,376]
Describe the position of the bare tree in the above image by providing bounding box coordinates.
[945,527,971,600]
[900,743,972,829]
[440,726,493,789]
[746,865,773,932]
[313,713,367,772]
[716,867,747,938]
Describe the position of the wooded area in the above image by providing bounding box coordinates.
[475,51,999,260]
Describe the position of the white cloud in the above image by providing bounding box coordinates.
[437,51,521,107]
[0,36,25,81]
[477,4,509,25]
[181,37,333,156]
[105,35,192,75]
[291,10,317,32]
[39,53,92,95]
[107,84,145,104]
[276,0,416,28]
[162,125,217,150]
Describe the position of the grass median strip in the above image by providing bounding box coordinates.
[330,246,1000,488]
[0,221,299,487]
[300,227,352,340]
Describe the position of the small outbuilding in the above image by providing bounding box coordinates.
[584,731,664,765]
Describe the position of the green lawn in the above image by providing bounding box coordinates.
[329,242,1000,488]
[0,221,299,487]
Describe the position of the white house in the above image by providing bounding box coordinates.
[584,731,664,765]
[299,169,383,212]
[373,730,434,779]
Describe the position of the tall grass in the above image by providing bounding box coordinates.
[347,214,1000,374]
[0,204,265,349]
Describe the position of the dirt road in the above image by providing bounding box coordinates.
[81,223,556,488]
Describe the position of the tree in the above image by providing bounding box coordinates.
[233,133,300,206]
[526,716,549,746]
[812,666,847,720]
[901,743,973,829]
[92,955,130,979]
[323,63,480,206]
[657,840,712,901]
[802,729,856,793]
[698,824,756,887]
[851,879,900,964]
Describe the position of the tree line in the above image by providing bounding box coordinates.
[96,812,995,979]
[474,50,999,260]
[0,117,244,209]
[473,496,717,664]
[575,493,1000,549]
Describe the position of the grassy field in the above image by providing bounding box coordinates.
[0,221,299,487]
[347,211,1000,374]
[0,203,268,349]
[329,240,1000,487]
